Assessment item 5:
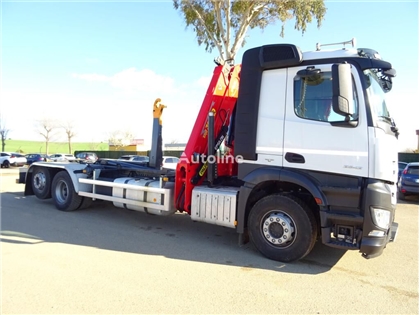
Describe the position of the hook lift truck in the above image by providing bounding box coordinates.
[18,39,399,263]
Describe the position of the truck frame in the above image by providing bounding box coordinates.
[18,39,399,262]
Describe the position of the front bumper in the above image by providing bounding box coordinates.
[320,179,398,259]
[360,222,398,259]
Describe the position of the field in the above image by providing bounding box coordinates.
[2,140,108,155]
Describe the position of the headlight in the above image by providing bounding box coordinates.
[371,208,391,229]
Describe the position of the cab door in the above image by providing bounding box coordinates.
[283,64,369,178]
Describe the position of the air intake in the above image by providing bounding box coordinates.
[259,44,302,69]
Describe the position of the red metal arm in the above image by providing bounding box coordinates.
[174,63,241,213]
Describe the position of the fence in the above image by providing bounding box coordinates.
[398,153,419,163]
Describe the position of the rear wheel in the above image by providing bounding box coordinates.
[2,160,10,168]
[32,167,52,199]
[248,194,317,263]
[51,171,83,211]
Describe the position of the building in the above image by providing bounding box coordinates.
[163,143,187,151]
[109,139,149,152]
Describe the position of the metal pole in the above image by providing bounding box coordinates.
[207,111,215,185]
[149,98,166,169]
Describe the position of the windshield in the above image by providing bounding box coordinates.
[364,69,392,124]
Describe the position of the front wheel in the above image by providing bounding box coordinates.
[51,171,83,211]
[248,194,317,263]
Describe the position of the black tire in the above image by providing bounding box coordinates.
[78,197,93,210]
[31,166,52,199]
[2,160,10,169]
[51,171,83,211]
[248,194,317,263]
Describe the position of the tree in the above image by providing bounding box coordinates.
[61,120,77,154]
[36,117,57,155]
[173,0,327,62]
[0,116,10,152]
[108,130,134,150]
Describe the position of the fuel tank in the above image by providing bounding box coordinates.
[112,178,176,216]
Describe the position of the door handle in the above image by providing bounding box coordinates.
[285,152,305,164]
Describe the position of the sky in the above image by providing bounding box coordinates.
[1,0,419,151]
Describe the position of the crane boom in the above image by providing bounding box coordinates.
[174,63,241,213]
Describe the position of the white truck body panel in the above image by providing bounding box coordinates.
[255,68,287,158]
[303,48,359,61]
[368,126,399,192]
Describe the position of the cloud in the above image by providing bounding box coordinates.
[1,83,207,144]
[3,68,215,143]
[72,68,176,94]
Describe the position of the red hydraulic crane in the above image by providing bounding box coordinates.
[174,62,241,213]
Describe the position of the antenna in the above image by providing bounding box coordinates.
[316,38,356,51]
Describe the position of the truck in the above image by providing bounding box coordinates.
[17,38,399,263]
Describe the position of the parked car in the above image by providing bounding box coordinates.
[398,161,408,180]
[25,153,51,165]
[118,155,149,162]
[162,156,179,170]
[0,152,27,168]
[49,153,77,162]
[397,162,419,200]
[76,152,98,163]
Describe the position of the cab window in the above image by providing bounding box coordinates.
[294,71,358,122]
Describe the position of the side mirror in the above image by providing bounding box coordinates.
[381,68,396,92]
[383,68,396,78]
[332,63,354,117]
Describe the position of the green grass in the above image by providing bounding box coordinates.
[2,140,109,155]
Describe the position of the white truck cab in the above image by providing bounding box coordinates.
[231,39,398,261]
